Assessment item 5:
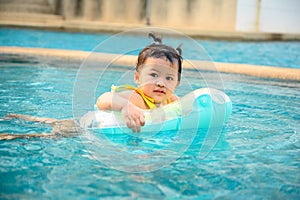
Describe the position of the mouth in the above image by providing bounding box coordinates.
[153,90,166,94]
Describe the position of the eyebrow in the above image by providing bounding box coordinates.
[166,73,176,77]
[150,68,159,72]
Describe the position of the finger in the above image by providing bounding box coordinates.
[128,118,137,133]
[133,118,141,133]
[125,118,132,129]
[131,123,137,133]
[137,125,141,133]
[132,127,137,133]
[139,114,145,126]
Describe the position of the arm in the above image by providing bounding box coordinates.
[96,91,145,132]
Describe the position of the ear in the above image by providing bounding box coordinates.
[134,71,140,85]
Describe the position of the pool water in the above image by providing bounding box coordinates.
[0,60,299,199]
[1,27,300,68]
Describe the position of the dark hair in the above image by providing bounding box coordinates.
[136,33,183,81]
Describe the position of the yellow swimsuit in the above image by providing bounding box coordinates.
[111,84,171,110]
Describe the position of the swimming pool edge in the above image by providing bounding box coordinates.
[1,46,299,81]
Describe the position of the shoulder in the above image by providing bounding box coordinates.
[129,91,149,109]
[119,91,149,109]
[114,90,134,98]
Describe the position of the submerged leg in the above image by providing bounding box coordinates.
[0,133,53,141]
[1,114,81,140]
[5,113,58,124]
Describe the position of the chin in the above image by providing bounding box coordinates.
[153,97,165,104]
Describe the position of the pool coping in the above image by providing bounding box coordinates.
[1,46,299,81]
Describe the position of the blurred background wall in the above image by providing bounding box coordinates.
[236,0,300,34]
[0,0,299,34]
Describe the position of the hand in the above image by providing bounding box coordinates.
[121,102,145,133]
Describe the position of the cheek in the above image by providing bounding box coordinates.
[140,82,155,91]
[166,81,178,90]
[140,76,156,85]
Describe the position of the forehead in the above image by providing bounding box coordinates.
[143,57,179,72]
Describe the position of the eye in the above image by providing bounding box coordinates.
[166,76,174,81]
[150,73,158,78]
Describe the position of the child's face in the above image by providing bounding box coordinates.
[134,57,180,104]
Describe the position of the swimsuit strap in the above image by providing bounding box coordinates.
[134,88,156,110]
[111,84,171,110]
[111,84,136,92]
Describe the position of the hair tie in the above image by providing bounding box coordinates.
[148,32,162,44]
[176,43,183,56]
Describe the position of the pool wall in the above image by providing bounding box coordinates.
[1,46,299,81]
[0,0,300,40]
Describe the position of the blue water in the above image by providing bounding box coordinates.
[0,61,299,199]
[1,27,300,199]
[1,27,300,68]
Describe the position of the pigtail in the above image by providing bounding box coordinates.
[176,43,183,56]
[148,32,162,44]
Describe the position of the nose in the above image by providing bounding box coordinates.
[156,78,165,87]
